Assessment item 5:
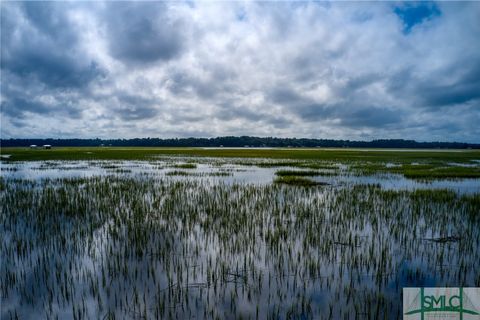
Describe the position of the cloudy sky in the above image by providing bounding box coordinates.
[1,1,479,142]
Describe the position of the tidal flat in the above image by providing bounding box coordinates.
[1,150,479,319]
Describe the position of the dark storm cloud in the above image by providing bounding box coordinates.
[104,2,186,65]
[420,83,480,108]
[111,94,160,121]
[216,101,284,124]
[268,87,331,120]
[294,102,401,129]
[1,86,83,120]
[387,62,480,109]
[293,103,333,121]
[338,106,401,128]
[0,2,104,88]
[167,63,237,100]
[1,96,51,119]
[269,87,303,106]
[167,72,219,99]
[418,63,480,108]
[343,74,383,92]
[269,81,403,129]
[0,72,84,120]
[115,105,159,121]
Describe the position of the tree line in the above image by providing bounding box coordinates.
[1,137,479,149]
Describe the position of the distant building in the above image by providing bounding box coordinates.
[43,145,52,149]
[29,145,37,148]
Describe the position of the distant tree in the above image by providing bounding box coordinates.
[1,137,478,149]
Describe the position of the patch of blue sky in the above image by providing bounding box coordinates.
[394,2,441,33]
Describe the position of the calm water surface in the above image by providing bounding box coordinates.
[1,158,479,319]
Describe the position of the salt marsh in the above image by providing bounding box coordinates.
[1,156,479,319]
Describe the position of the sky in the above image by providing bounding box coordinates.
[1,1,479,142]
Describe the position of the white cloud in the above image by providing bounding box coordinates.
[1,1,479,142]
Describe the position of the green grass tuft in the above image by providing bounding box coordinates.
[273,176,326,186]
[172,163,197,169]
[275,170,320,177]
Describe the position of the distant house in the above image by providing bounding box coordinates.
[43,145,52,149]
[29,145,37,148]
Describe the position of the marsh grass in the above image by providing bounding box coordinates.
[275,170,320,177]
[275,169,339,177]
[2,146,479,163]
[348,162,480,179]
[0,158,479,319]
[3,147,480,178]
[166,170,195,176]
[172,163,197,169]
[166,170,231,177]
[402,166,480,179]
[273,176,326,186]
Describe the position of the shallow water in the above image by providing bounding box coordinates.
[1,158,479,194]
[1,158,479,319]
